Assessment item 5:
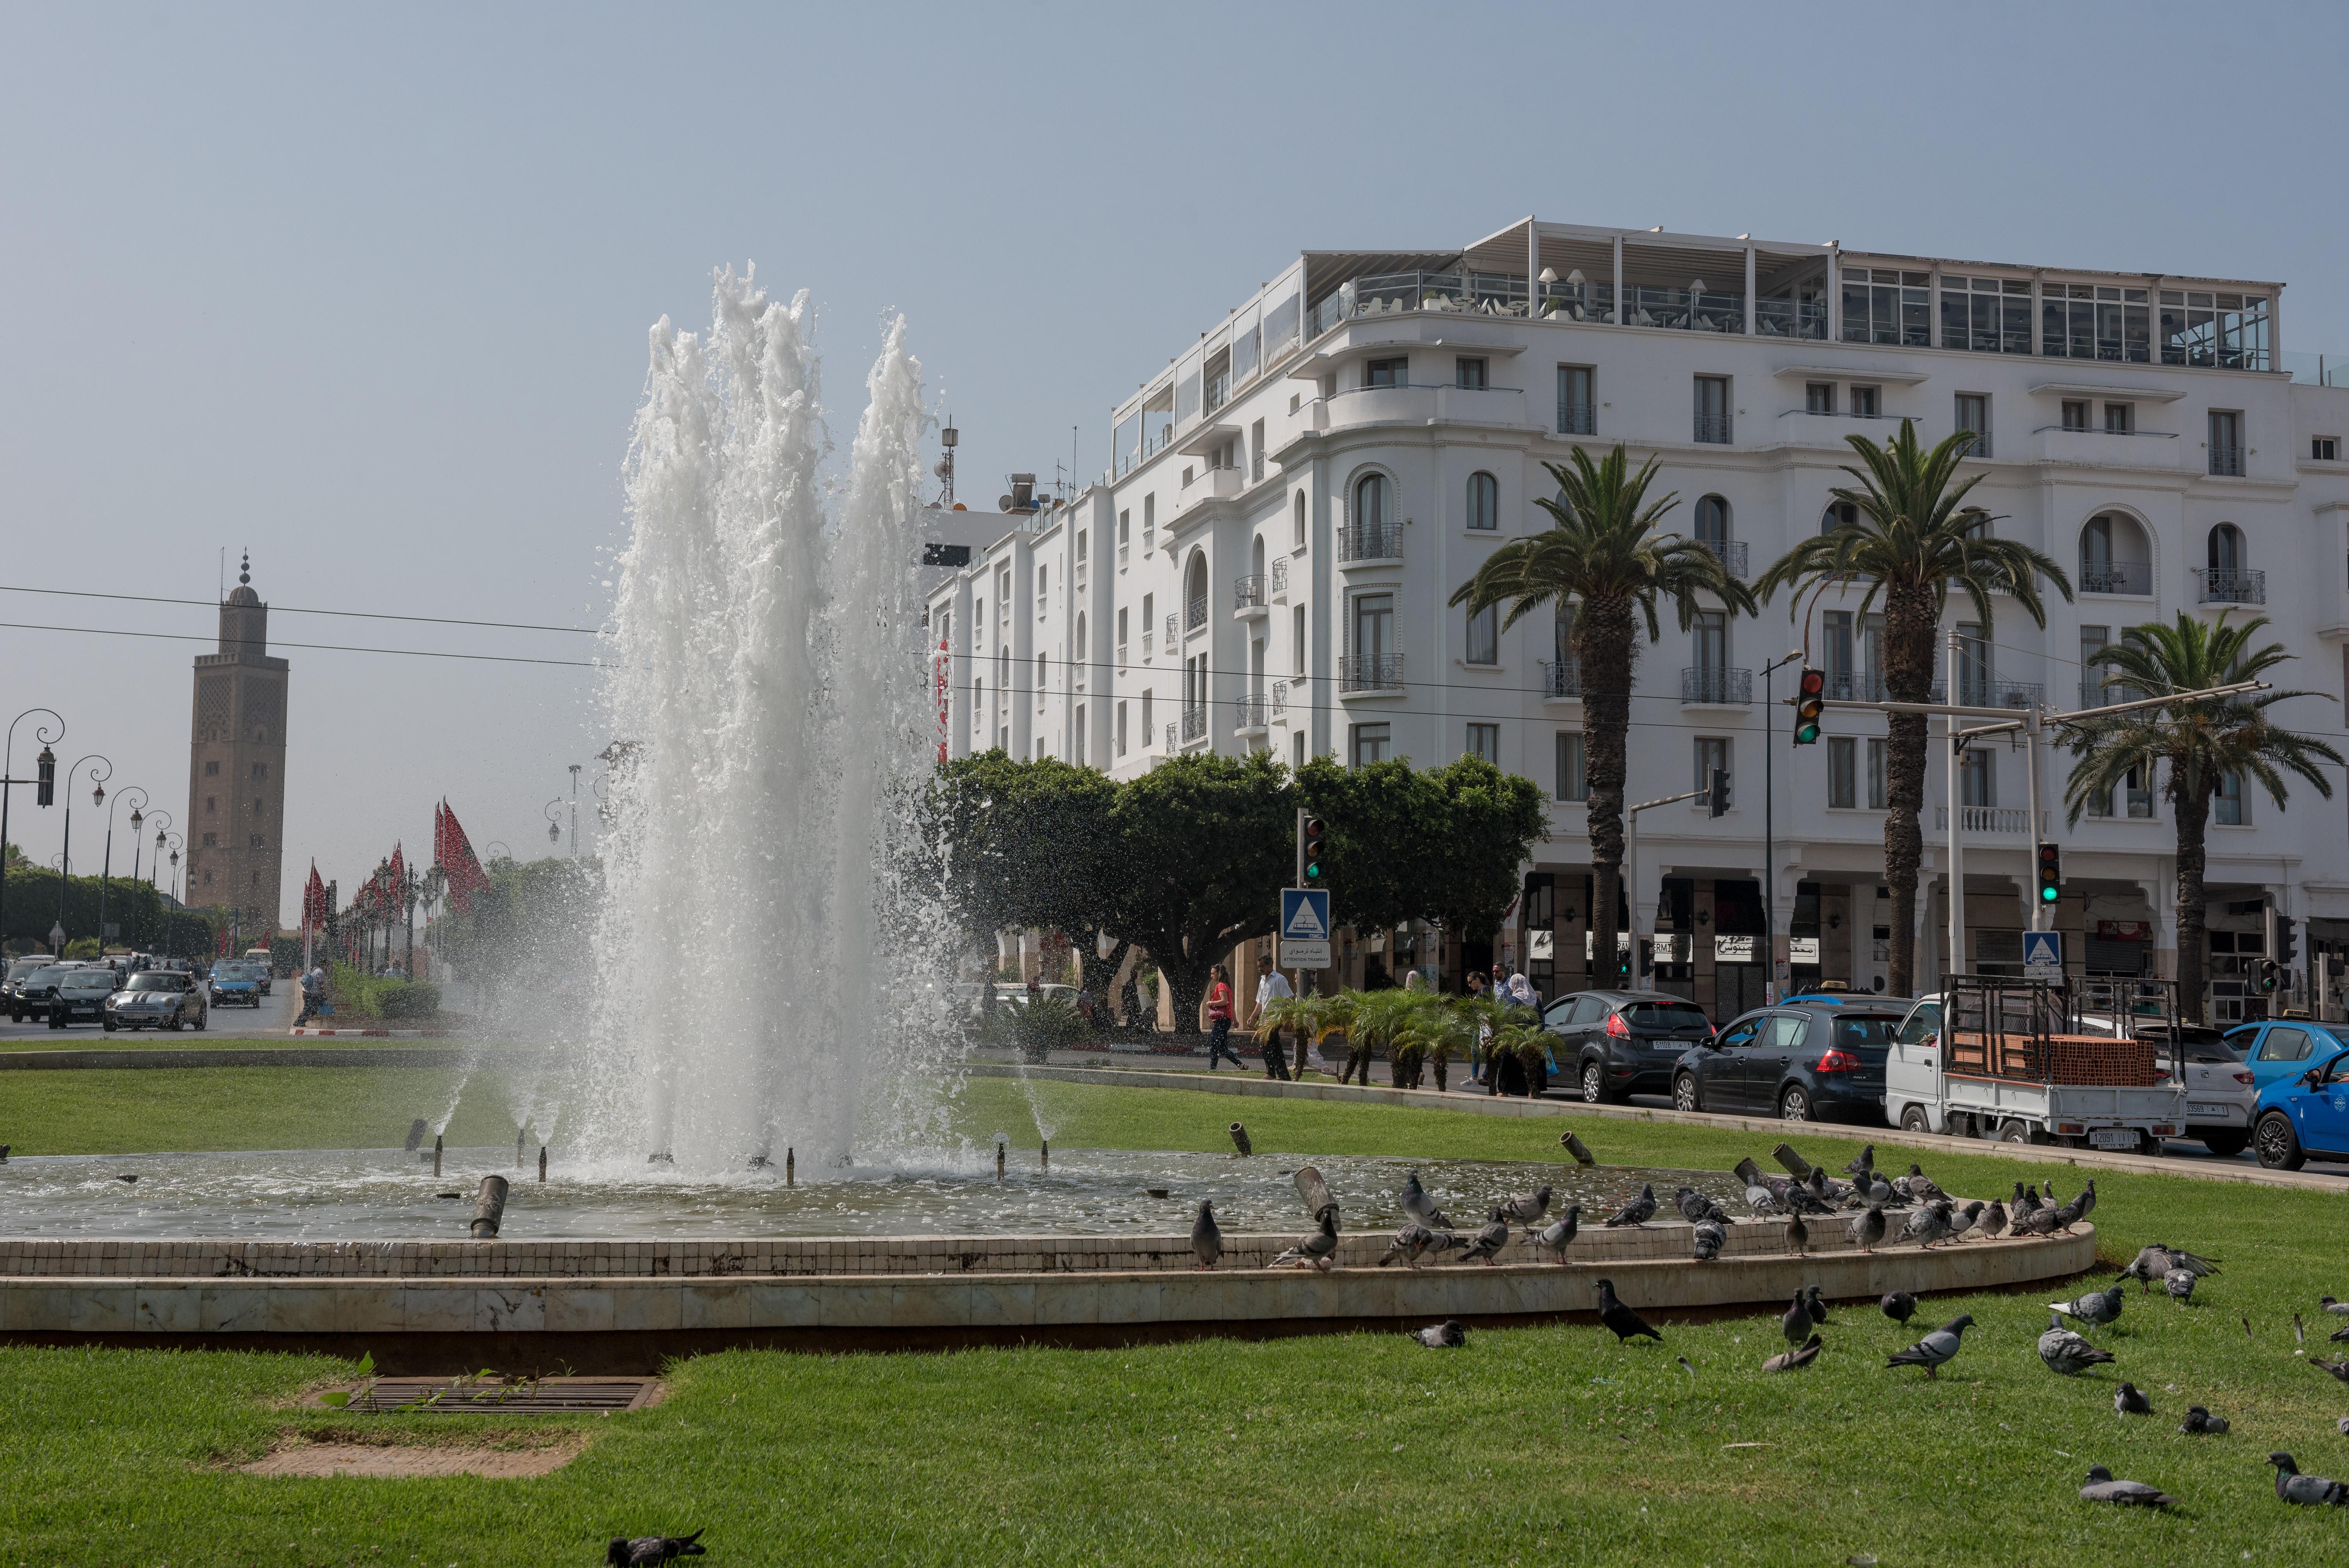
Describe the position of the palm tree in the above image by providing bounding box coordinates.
[1755,420,2070,996]
[2062,613,2340,1022]
[1450,446,1756,989]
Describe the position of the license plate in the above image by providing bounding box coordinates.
[2187,1102,2235,1118]
[2089,1128,2140,1150]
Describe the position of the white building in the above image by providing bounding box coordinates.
[926,216,2349,1022]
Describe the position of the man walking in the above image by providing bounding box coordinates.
[1251,962,1297,1076]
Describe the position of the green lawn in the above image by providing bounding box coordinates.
[4,1076,2348,1564]
[0,1066,537,1153]
[0,1034,449,1053]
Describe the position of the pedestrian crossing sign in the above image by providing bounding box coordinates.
[2022,930,2063,978]
[1280,888,1332,969]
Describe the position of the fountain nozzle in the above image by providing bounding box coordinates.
[538,1145,547,1184]
[1041,1139,1049,1171]
[470,1174,509,1239]
[996,1140,1006,1182]
[1228,1122,1252,1158]
[433,1135,443,1178]
[786,1147,795,1187]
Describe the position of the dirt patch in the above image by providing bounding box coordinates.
[241,1431,586,1478]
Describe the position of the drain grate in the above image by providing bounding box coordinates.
[325,1377,658,1414]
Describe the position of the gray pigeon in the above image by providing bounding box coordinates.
[1980,1199,2009,1238]
[2179,1405,2229,1435]
[2163,1268,2198,1303]
[1559,1131,1595,1166]
[2010,1181,2039,1219]
[1674,1185,1715,1225]
[1886,1314,1974,1379]
[1593,1278,1662,1343]
[2267,1452,2349,1506]
[1399,1169,1452,1229]
[1528,1205,1580,1263]
[2314,1359,2349,1384]
[2050,1184,2094,1233]
[2333,1322,2349,1344]
[2122,1243,2219,1294]
[2320,1294,2349,1316]
[1805,1286,1830,1326]
[1604,1183,1657,1228]
[1762,1334,1822,1373]
[1903,1200,1957,1250]
[2114,1381,2153,1418]
[2073,1179,2098,1222]
[1691,1219,1725,1262]
[1850,1206,1886,1254]
[1413,1319,1466,1349]
[2039,1311,2116,1377]
[1377,1221,1440,1269]
[1943,1201,1985,1242]
[1785,1211,1809,1257]
[1459,1214,1511,1266]
[608,1532,705,1566]
[1880,1291,1917,1326]
[1842,1144,1874,1177]
[2337,1416,2349,1436]
[1780,1291,1813,1350]
[1273,1212,1340,1272]
[1191,1201,1223,1270]
[1863,1171,1900,1208]
[2078,1466,2177,1507]
[1499,1185,1552,1226]
[1902,1164,1946,1203]
[2048,1285,2125,1328]
[1745,1183,1783,1218]
[2009,1203,2061,1239]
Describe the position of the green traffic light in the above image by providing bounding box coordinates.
[1794,722,1819,744]
[2040,886,2060,902]
[1305,861,1322,880]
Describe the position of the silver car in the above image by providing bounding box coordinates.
[104,971,208,1033]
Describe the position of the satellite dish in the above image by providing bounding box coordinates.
[998,495,1015,511]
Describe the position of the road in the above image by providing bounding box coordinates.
[0,974,299,1045]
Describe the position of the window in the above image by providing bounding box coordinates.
[2161,289,2271,370]
[1821,610,1854,695]
[1118,509,1130,544]
[2216,770,2247,825]
[2042,282,2151,362]
[1839,266,1931,346]
[1292,731,1305,768]
[1821,499,1859,533]
[201,832,217,847]
[250,833,266,849]
[251,796,264,815]
[1465,602,1498,665]
[2255,1026,2312,1062]
[1693,736,1730,796]
[1117,607,1128,651]
[1035,652,1047,699]
[1293,604,1306,674]
[1076,530,1087,563]
[1955,393,1990,457]
[1037,565,1046,602]
[1956,621,1989,706]
[1365,357,1407,388]
[205,796,216,813]
[1455,357,1488,389]
[1142,494,1155,545]
[1557,365,1594,435]
[1073,704,1085,757]
[1250,419,1264,483]
[973,600,984,644]
[1960,748,1994,807]
[1140,593,1154,654]
[2209,410,2244,476]
[2062,400,2091,432]
[1466,723,1499,762]
[1116,701,1127,756]
[2080,625,2108,704]
[1351,723,1391,768]
[1939,275,2033,354]
[1867,738,1887,809]
[1555,732,1588,801]
[1694,375,1731,443]
[1185,552,1208,630]
[2103,402,2133,435]
[1695,495,1730,548]
[1828,736,1857,808]
[2315,437,2340,461]
[1692,610,1727,673]
[1353,473,1391,529]
[1141,688,1152,740]
[2208,522,2245,572]
[1353,593,1394,660]
[972,678,982,729]
[1848,385,1880,418]
[204,760,219,777]
[1293,492,1306,548]
[1466,471,1499,530]
[1805,381,1835,414]
[1181,466,1193,486]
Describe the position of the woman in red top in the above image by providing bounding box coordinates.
[1204,964,1246,1071]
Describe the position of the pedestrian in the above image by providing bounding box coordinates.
[1251,963,1295,1074]
[1403,968,1424,991]
[1203,965,1247,1071]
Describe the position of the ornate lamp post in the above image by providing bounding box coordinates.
[100,786,147,958]
[1,708,64,955]
[400,860,421,977]
[57,754,112,953]
[544,798,565,847]
[139,811,173,952]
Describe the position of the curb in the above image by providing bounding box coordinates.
[964,1062,2349,1195]
[288,1028,453,1038]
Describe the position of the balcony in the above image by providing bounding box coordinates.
[1695,538,1748,577]
[1933,806,2051,834]
[2078,680,2149,712]
[1185,595,1209,633]
[1312,270,1533,334]
[1183,466,1244,502]
[2077,560,2151,595]
[1235,695,1269,735]
[1557,401,1595,436]
[2197,568,2264,605]
[1269,557,1289,596]
[1625,284,1747,335]
[2209,444,2245,478]
[1116,643,1128,669]
[1755,296,1828,340]
[1233,575,1268,617]
[1681,666,1752,705]
[1316,383,1526,435]
[2031,428,2182,469]
[1338,521,1404,565]
[1118,543,1129,567]
[1693,413,1733,445]
[1955,680,2044,710]
[1270,680,1287,716]
[1542,657,1582,699]
[1141,630,1154,659]
[1180,705,1209,743]
[1340,654,1405,694]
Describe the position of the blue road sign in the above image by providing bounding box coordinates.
[1281,888,1331,942]
[2021,930,2063,975]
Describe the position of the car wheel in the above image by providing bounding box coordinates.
[1898,1105,1930,1133]
[2254,1112,2306,1171]
[1580,1062,1605,1105]
[103,1019,118,1033]
[1999,1119,2032,1144]
[193,1011,207,1032]
[1673,1073,1700,1113]
[2200,1130,2249,1158]
[1779,1085,1812,1122]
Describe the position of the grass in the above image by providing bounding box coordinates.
[0,1034,461,1053]
[4,1076,2349,1563]
[0,1066,541,1153]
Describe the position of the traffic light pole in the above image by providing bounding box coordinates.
[1624,780,1721,989]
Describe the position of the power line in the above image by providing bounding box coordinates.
[0,620,605,670]
[0,583,605,636]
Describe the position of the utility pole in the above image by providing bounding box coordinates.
[1625,773,1728,989]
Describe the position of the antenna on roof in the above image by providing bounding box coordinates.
[934,415,959,507]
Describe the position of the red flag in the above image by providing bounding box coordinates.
[437,799,492,915]
[389,842,405,889]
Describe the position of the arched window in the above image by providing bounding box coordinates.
[1293,490,1307,548]
[1821,500,1859,534]
[1467,471,1499,530]
[2079,512,2150,595]
[1354,473,1390,529]
[1251,535,1266,578]
[2208,522,2245,572]
[1695,495,1730,546]
[1185,551,1208,629]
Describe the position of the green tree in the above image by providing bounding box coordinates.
[2062,612,2340,1021]
[1449,445,1755,985]
[1417,755,1550,947]
[930,752,1126,994]
[1755,420,2070,996]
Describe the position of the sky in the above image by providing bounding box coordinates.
[6,1,2349,927]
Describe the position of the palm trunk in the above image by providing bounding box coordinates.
[1575,599,1636,988]
[2174,789,2212,1024]
[1881,587,1940,996]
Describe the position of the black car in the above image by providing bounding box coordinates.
[1670,1000,1903,1123]
[9,964,78,1024]
[47,969,120,1028]
[1543,989,1716,1103]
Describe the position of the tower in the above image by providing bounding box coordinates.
[186,552,289,933]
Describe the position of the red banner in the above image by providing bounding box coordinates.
[436,798,492,914]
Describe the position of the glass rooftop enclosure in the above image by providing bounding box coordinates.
[1110,216,2305,479]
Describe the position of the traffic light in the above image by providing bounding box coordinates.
[2034,841,2062,906]
[1707,768,1730,818]
[2276,918,2299,967]
[35,745,54,807]
[1299,814,1326,884]
[1793,668,1826,745]
[2256,958,2283,995]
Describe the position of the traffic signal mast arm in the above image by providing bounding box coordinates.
[1622,775,1728,987]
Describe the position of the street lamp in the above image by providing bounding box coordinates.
[568,763,582,855]
[544,798,565,846]
[100,786,147,959]
[57,754,112,954]
[0,707,64,963]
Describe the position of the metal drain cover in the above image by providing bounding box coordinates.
[323,1377,659,1413]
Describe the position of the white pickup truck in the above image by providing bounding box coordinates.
[1884,983,2187,1153]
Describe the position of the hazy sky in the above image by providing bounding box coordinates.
[7,2,2349,925]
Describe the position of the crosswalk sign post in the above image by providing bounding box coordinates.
[1279,888,1332,970]
[2021,930,2063,982]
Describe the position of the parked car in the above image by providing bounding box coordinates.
[46,969,119,1029]
[1674,999,1904,1123]
[9,964,78,1024]
[2161,1025,2259,1156]
[207,962,264,1009]
[2221,1019,2349,1096]
[104,971,208,1032]
[1542,989,1715,1104]
[2251,1042,2349,1169]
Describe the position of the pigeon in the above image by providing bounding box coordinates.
[2073,1179,2098,1223]
[1413,1319,1466,1349]
[1499,1185,1552,1226]
[2010,1181,2039,1219]
[2179,1405,2230,1435]
[1399,1169,1452,1230]
[1377,1221,1440,1269]
[1762,1334,1822,1373]
[2164,1268,2198,1303]
[1880,1291,1918,1327]
[1842,1144,1875,1177]
[1942,1201,1985,1242]
[2322,1295,2349,1316]
[2048,1285,2125,1329]
[1745,1183,1783,1218]
[1902,1200,1956,1250]
[1980,1199,2009,1238]
[2050,1184,2094,1233]
[1593,1278,1662,1343]
[0,1144,9,1162]
[2267,1452,2349,1506]
[2039,1311,2116,1377]
[1902,1164,1947,1203]
[2313,1359,2349,1385]
[1691,1219,1725,1262]
[1603,1183,1657,1228]
[1559,1131,1595,1166]
[608,1532,705,1566]
[1528,1205,1580,1263]
[1780,1292,1813,1350]
[1459,1214,1511,1266]
[1886,1314,1974,1379]
[2078,1466,2178,1507]
[1850,1206,1886,1254]
[1785,1212,1809,1257]
[1674,1185,1716,1225]
[2332,1322,2349,1344]
[116,1174,138,1185]
[1273,1212,1339,1272]
[1191,1201,1223,1270]
[2114,1381,2154,1418]
[2123,1244,2219,1294]
[2009,1203,2061,1240]
[1420,1227,1468,1260]
[1863,1171,1901,1209]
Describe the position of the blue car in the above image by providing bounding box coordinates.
[206,963,263,1009]
[2251,1043,2349,1169]
[2222,1020,2349,1094]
